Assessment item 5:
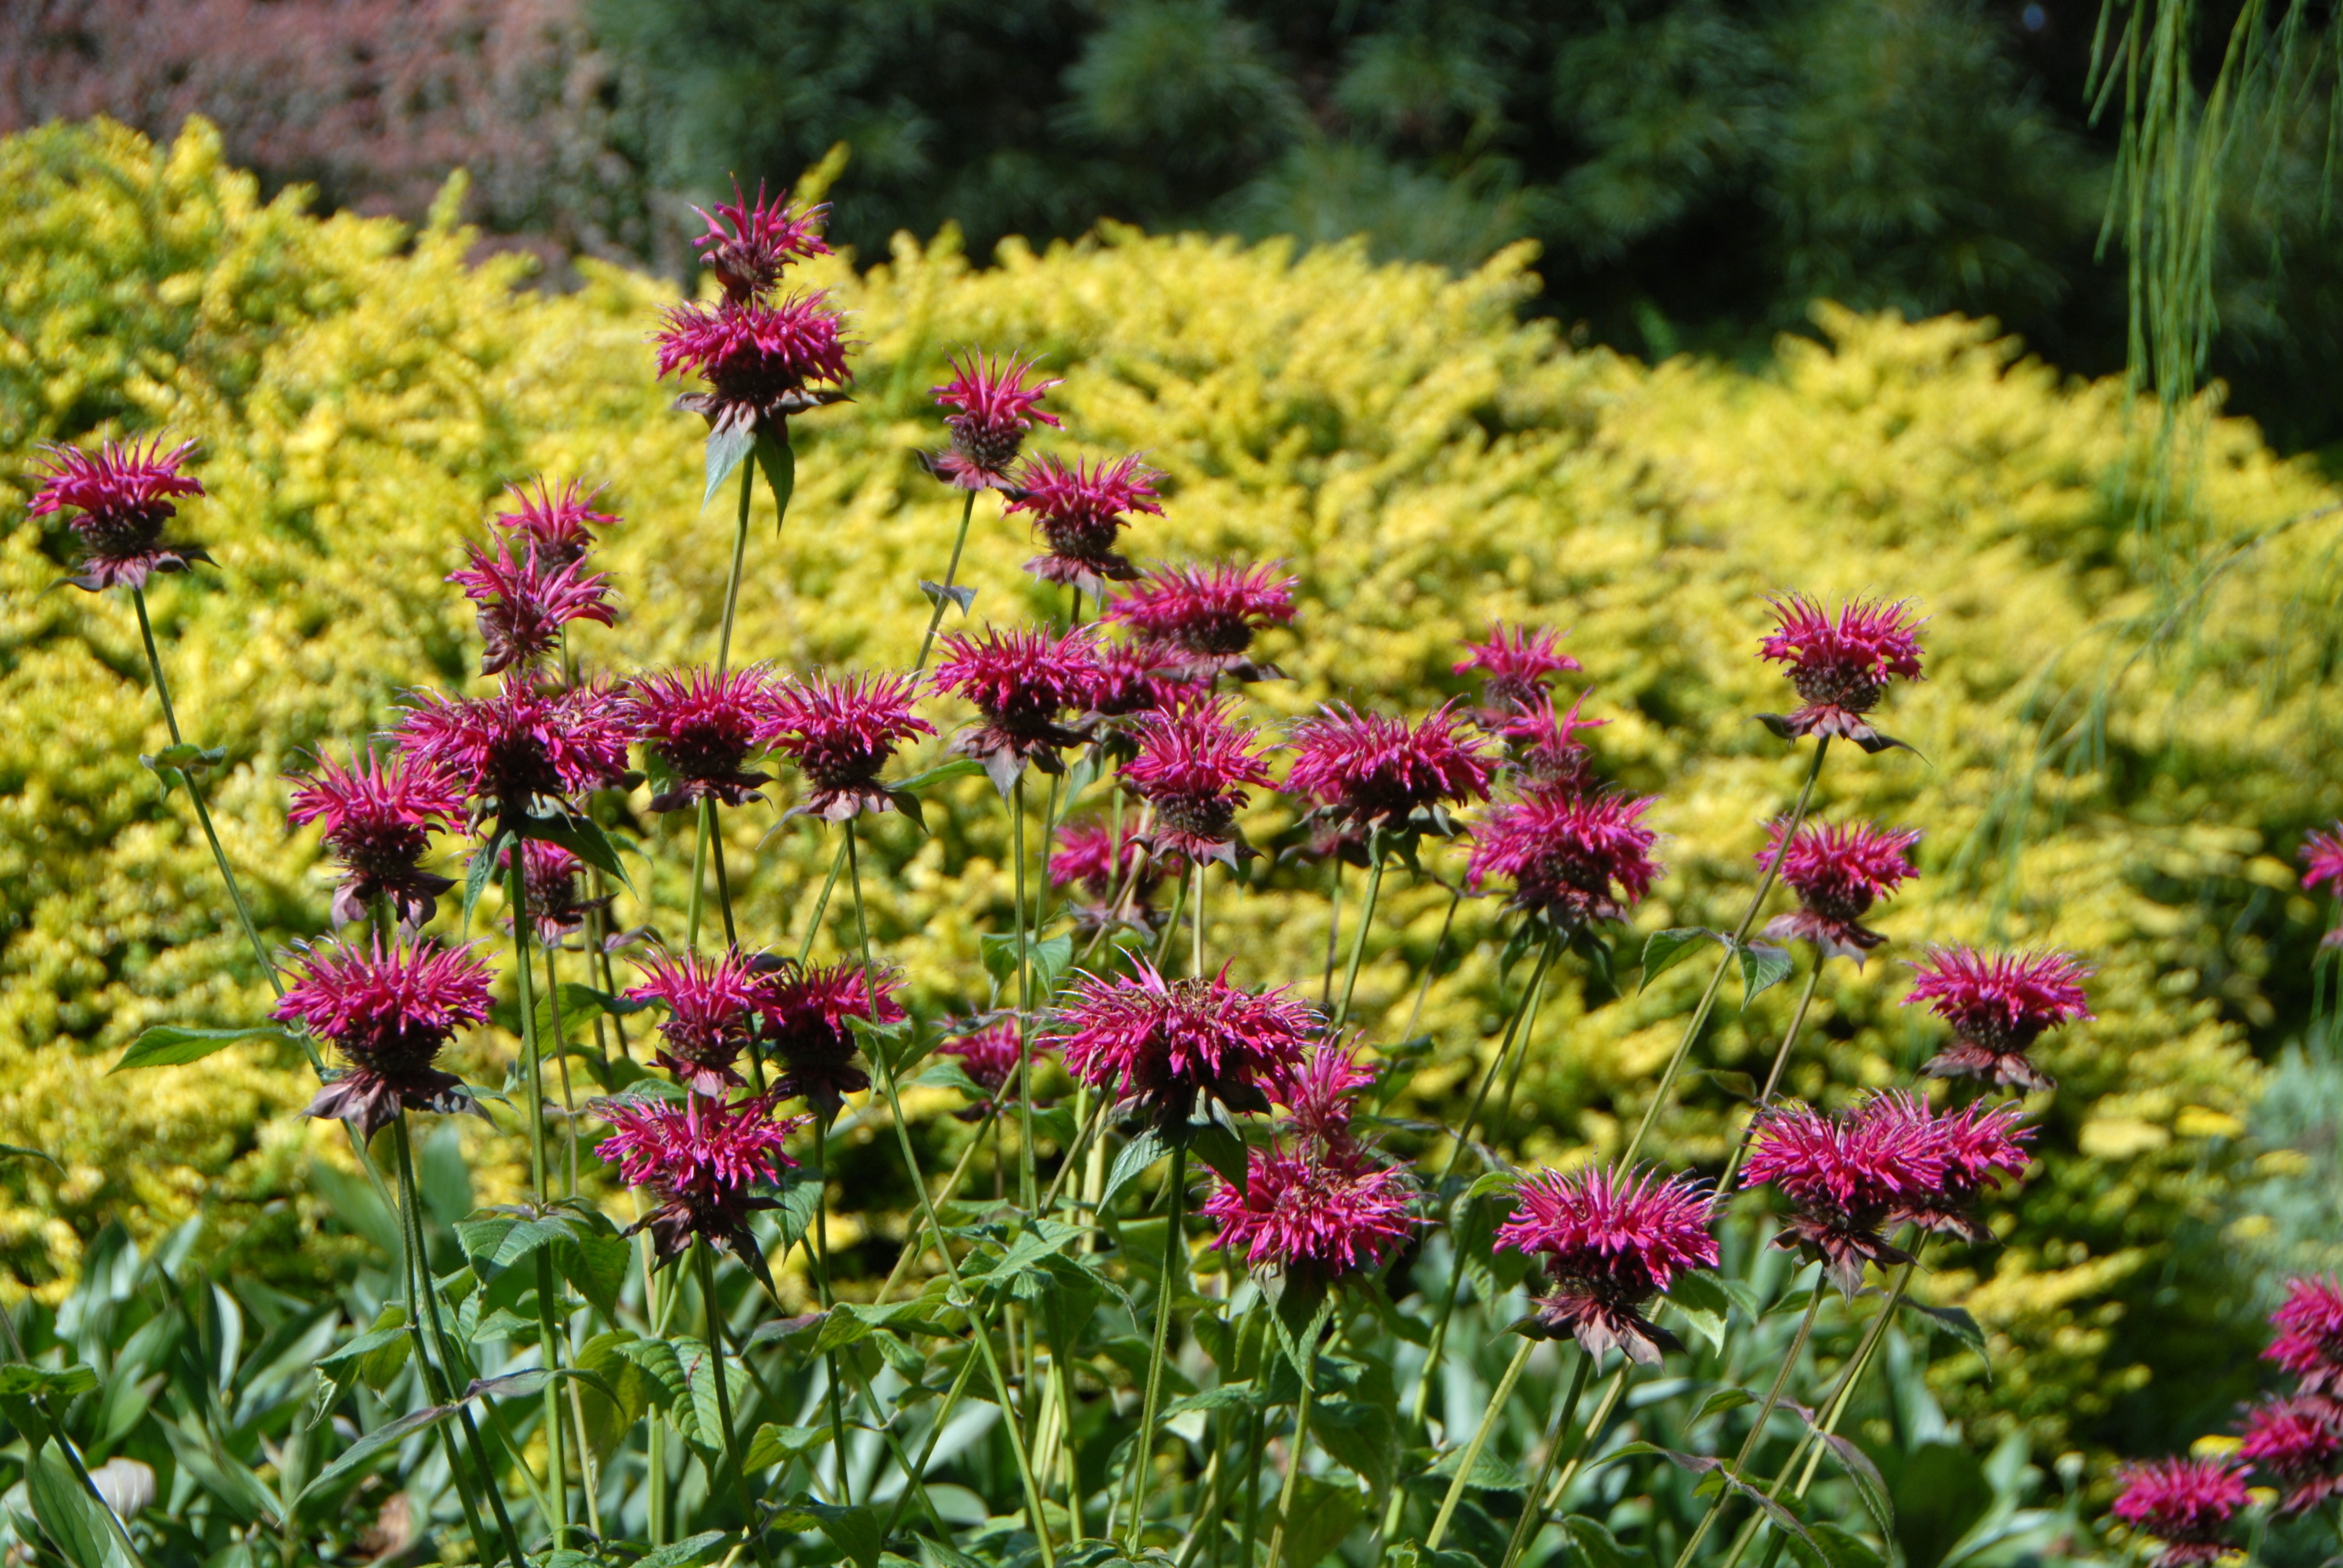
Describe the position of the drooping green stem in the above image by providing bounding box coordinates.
[1666,1277,1828,1568]
[1332,831,1387,1030]
[1012,776,1038,1208]
[1622,736,1831,1170]
[1265,1374,1314,1568]
[916,489,981,670]
[717,454,755,673]
[1424,1336,1533,1550]
[1126,1145,1189,1548]
[1716,960,1824,1199]
[1499,1350,1596,1568]
[696,1242,776,1568]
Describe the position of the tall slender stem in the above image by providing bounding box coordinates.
[1402,883,1464,1043]
[1439,935,1559,1186]
[696,1243,776,1568]
[688,802,713,952]
[808,1118,853,1506]
[916,490,981,670]
[717,457,755,673]
[878,1342,983,1540]
[542,944,580,1197]
[503,853,568,1537]
[1126,1145,1188,1548]
[710,814,740,952]
[1499,1351,1594,1568]
[1666,1279,1827,1568]
[1425,1336,1533,1550]
[796,840,847,964]
[1012,777,1038,1208]
[873,1111,994,1304]
[1265,1374,1314,1568]
[1622,737,1830,1169]
[1191,859,1206,978]
[1319,862,1344,1009]
[1332,832,1386,1030]
[1716,961,1824,1199]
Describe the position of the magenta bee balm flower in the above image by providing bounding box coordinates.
[399,679,637,825]
[1203,1145,1415,1281]
[2109,1457,2249,1567]
[1455,624,1580,722]
[1906,946,2092,1093]
[628,947,766,1096]
[1050,815,1177,931]
[2240,1395,2343,1514]
[1467,786,1661,929]
[495,477,615,570]
[1051,961,1317,1125]
[1286,703,1495,838]
[28,436,211,592]
[448,536,618,676]
[597,1091,807,1282]
[1104,562,1296,683]
[2267,1276,2343,1395]
[756,959,906,1117]
[692,179,830,302]
[759,670,933,821]
[275,938,494,1137]
[1270,1042,1378,1168]
[2302,825,2343,946]
[1760,818,1922,962]
[1757,594,1925,749]
[1003,452,1164,590]
[656,293,853,437]
[631,665,786,812]
[1502,689,1608,788]
[1860,1091,2034,1241]
[1495,1164,1721,1365]
[939,1018,1025,1098]
[1121,697,1279,865]
[1743,1099,1947,1295]
[287,751,465,929]
[934,625,1099,794]
[924,353,1064,491]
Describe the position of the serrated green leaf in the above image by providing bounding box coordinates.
[1641,927,1721,989]
[786,1497,882,1568]
[1734,941,1795,1008]
[977,931,1021,988]
[1188,1120,1249,1190]
[1898,1299,1991,1370]
[515,812,631,888]
[111,1024,293,1073]
[1279,1477,1360,1568]
[1030,933,1076,998]
[704,424,758,507]
[1101,1125,1170,1210]
[638,1529,733,1568]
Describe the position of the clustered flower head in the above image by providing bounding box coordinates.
[28,436,210,592]
[494,477,614,570]
[1270,1042,1378,1168]
[1469,787,1661,930]
[1495,1163,1720,1365]
[1761,817,1922,962]
[692,179,830,302]
[757,959,906,1118]
[631,665,785,812]
[1906,946,2092,1093]
[1052,961,1317,1125]
[760,669,932,821]
[2266,1275,2343,1396]
[597,1092,807,1282]
[1084,641,1178,721]
[1743,1098,1950,1296]
[1455,624,1580,724]
[1858,1091,2034,1241]
[287,750,465,929]
[1286,703,1495,838]
[934,625,1099,794]
[2239,1395,2343,1514]
[398,679,637,825]
[1050,816,1178,932]
[448,536,618,676]
[656,292,853,437]
[1758,594,1925,748]
[629,947,765,1095]
[1502,689,1608,789]
[2110,1458,2249,1567]
[1202,1145,1415,1281]
[1104,562,1297,682]
[502,839,609,943]
[938,1018,1025,1100]
[275,937,494,1137]
[2301,825,2343,946]
[1005,454,1165,590]
[923,352,1063,491]
[1121,697,1279,865]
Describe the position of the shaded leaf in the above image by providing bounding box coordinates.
[113,1025,293,1073]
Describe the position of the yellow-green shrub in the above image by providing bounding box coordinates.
[4,117,2340,1459]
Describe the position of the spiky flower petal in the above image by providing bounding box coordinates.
[288,750,465,929]
[1203,1146,1415,1281]
[2240,1396,2343,1514]
[759,670,932,821]
[1468,786,1661,929]
[398,679,637,823]
[28,436,210,591]
[925,354,1064,491]
[1502,689,1608,788]
[495,477,615,569]
[1270,1042,1378,1168]
[1286,703,1495,835]
[939,1019,1025,1098]
[2110,1458,2248,1567]
[2303,826,2343,946]
[1760,818,1921,962]
[1906,946,2092,1093]
[1121,697,1279,864]
[448,537,617,676]
[1859,1091,2034,1241]
[756,960,906,1118]
[656,293,852,436]
[597,1093,806,1281]
[2267,1276,2343,1395]
[1103,561,1297,682]
[632,666,786,812]
[1051,961,1317,1125]
[934,625,1099,793]
[692,179,829,301]
[1495,1163,1720,1365]
[275,938,493,1137]
[1758,595,1925,744]
[629,948,765,1095]
[1049,815,1177,931]
[1744,1099,1947,1296]
[1455,624,1580,721]
[500,839,609,942]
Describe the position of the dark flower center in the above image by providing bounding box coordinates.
[1791,665,1885,713]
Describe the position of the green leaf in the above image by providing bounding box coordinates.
[464,829,512,931]
[0,1364,97,1399]
[516,812,632,888]
[913,1059,991,1100]
[575,1331,651,1461]
[1898,1299,1991,1370]
[704,423,758,508]
[638,1529,733,1568]
[893,757,986,792]
[1563,1517,1650,1568]
[1692,1387,1754,1424]
[741,1422,830,1472]
[1734,941,1795,1008]
[1816,1431,1896,1541]
[1312,1394,1398,1503]
[1640,927,1720,990]
[112,1024,293,1073]
[614,1337,700,1443]
[315,1308,412,1395]
[1188,1120,1249,1191]
[1664,1271,1737,1355]
[1460,1169,1519,1203]
[27,1445,134,1568]
[779,1498,881,1568]
[1030,933,1076,998]
[1278,1477,1360,1568]
[1782,1523,1888,1568]
[755,431,796,529]
[1101,1125,1170,1210]
[533,982,651,1046]
[977,931,1021,988]
[0,1143,59,1168]
[293,1400,460,1512]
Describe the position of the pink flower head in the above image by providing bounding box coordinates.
[398,679,637,824]
[631,665,786,812]
[1502,688,1608,789]
[1121,696,1279,866]
[1000,452,1163,589]
[1084,641,1177,720]
[496,839,611,943]
[925,352,1064,491]
[495,477,616,570]
[1203,1145,1415,1281]
[2302,826,2343,946]
[1104,562,1297,682]
[1270,1041,1377,1167]
[655,293,853,436]
[1467,786,1661,929]
[1860,1091,2034,1242]
[1456,624,1580,722]
[448,536,617,676]
[755,959,906,1118]
[1495,1163,1720,1365]
[939,1018,1026,1098]
[2110,1457,2249,1567]
[628,947,765,1096]
[597,1091,807,1282]
[2268,1276,2343,1395]
[1286,703,1495,837]
[274,937,494,1137]
[1744,1100,1947,1296]
[934,624,1099,794]
[1760,818,1922,962]
[28,436,210,592]
[759,669,932,822]
[691,178,830,302]
[1907,946,2092,1094]
[287,750,465,930]
[1757,595,1925,747]
[2240,1396,2343,1514]
[1050,815,1179,932]
[1051,960,1318,1125]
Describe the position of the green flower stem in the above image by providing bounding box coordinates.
[1331,830,1387,1030]
[796,839,847,964]
[502,854,569,1537]
[688,800,714,952]
[710,813,741,952]
[808,1117,854,1505]
[1191,860,1206,978]
[1499,1350,1596,1568]
[589,875,633,1057]
[1666,1276,1828,1568]
[1012,776,1038,1209]
[1490,953,1552,1152]
[847,821,1057,1568]
[877,1340,984,1540]
[1401,882,1464,1043]
[1438,933,1560,1186]
[540,944,580,1198]
[387,1121,491,1559]
[1264,1373,1314,1568]
[695,1242,776,1568]
[718,454,755,673]
[1621,735,1831,1170]
[915,489,980,671]
[1424,1336,1534,1550]
[872,1110,995,1305]
[1150,867,1189,970]
[1172,1301,1265,1568]
[1126,1144,1189,1549]
[1319,862,1345,1008]
[1715,959,1824,1200]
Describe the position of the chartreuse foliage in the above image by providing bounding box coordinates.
[4,115,2341,1488]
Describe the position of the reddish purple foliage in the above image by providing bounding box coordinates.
[926,354,1064,491]
[1203,1145,1415,1281]
[655,293,852,436]
[2240,1396,2343,1514]
[495,477,614,570]
[1495,1163,1720,1365]
[631,665,786,812]
[628,947,765,1096]
[1744,1100,1947,1295]
[447,535,616,676]
[597,1092,806,1276]
[934,625,1099,792]
[2110,1458,2249,1567]
[287,750,465,929]
[1051,961,1318,1125]
[1285,703,1495,834]
[274,937,493,1137]
[1758,594,1925,743]
[398,678,636,820]
[28,435,210,591]
[759,670,932,822]
[692,179,829,302]
[1467,786,1661,928]
[1455,624,1580,720]
[1906,946,2092,1094]
[1103,562,1296,681]
[757,960,906,1117]
[2268,1277,2343,1396]
[1121,697,1279,864]
[1759,818,1921,962]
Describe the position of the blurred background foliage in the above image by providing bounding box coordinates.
[2,119,2342,1491]
[8,0,2343,456]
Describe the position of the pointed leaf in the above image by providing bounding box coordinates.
[1101,1126,1170,1210]
[464,830,511,930]
[918,581,977,615]
[517,812,632,888]
[113,1025,294,1073]
[1641,927,1722,990]
[1188,1121,1250,1191]
[1734,941,1795,1008]
[704,424,758,508]
[27,1444,134,1568]
[755,432,796,529]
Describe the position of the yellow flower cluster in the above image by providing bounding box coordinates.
[4,116,2339,1455]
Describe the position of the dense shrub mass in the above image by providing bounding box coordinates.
[4,117,2341,1470]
